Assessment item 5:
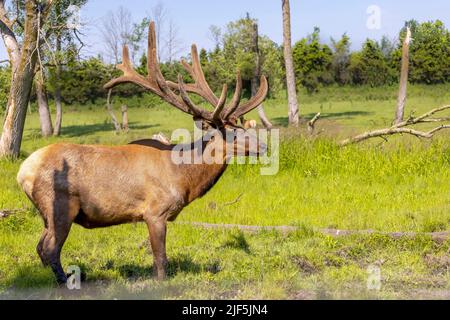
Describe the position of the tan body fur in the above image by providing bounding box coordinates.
[17,138,234,283]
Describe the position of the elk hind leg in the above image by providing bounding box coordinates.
[37,196,79,284]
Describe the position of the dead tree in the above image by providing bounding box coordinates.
[106,89,129,134]
[99,6,133,64]
[251,21,272,129]
[339,105,450,146]
[121,104,129,132]
[35,67,53,137]
[394,27,412,125]
[282,0,299,126]
[307,113,321,135]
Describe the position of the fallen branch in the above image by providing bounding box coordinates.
[222,193,244,207]
[175,222,449,243]
[340,105,450,146]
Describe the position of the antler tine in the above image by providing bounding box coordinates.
[231,75,268,119]
[176,45,219,106]
[105,21,195,116]
[213,84,228,122]
[146,21,159,87]
[104,45,156,91]
[177,74,212,119]
[222,71,242,119]
[105,21,269,127]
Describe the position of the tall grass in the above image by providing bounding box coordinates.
[0,84,448,298]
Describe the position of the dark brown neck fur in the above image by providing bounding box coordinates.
[177,137,229,203]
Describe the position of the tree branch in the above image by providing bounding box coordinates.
[0,0,13,28]
[0,1,20,68]
[340,105,450,146]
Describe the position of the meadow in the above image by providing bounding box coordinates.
[0,84,449,299]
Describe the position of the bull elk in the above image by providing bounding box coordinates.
[17,22,268,284]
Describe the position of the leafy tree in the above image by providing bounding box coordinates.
[259,35,284,95]
[394,20,450,84]
[0,65,10,110]
[202,16,284,97]
[293,27,333,93]
[52,57,115,105]
[349,39,393,86]
[380,35,396,59]
[331,33,351,85]
[221,16,257,83]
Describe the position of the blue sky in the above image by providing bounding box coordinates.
[1,0,450,61]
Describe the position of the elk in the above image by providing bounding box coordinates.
[17,22,268,284]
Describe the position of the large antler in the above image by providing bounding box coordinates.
[104,21,269,127]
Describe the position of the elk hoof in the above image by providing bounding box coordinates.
[56,275,68,286]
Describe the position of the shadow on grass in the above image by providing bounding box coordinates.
[4,263,56,290]
[273,111,373,127]
[2,255,221,299]
[221,232,251,254]
[60,122,159,138]
[118,254,221,279]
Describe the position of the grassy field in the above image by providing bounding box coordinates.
[0,84,449,299]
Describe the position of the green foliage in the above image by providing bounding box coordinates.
[397,20,450,84]
[349,39,394,86]
[222,17,256,81]
[293,27,333,93]
[259,36,284,95]
[331,34,351,85]
[0,66,10,111]
[201,16,284,97]
[32,18,450,106]
[47,57,143,105]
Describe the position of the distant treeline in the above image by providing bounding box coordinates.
[0,19,448,108]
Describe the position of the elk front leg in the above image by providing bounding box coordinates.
[145,217,168,280]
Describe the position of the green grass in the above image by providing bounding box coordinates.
[0,84,449,299]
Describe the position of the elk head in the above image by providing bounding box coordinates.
[104,22,268,159]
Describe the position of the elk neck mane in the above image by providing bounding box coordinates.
[129,136,229,202]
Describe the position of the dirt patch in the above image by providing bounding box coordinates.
[291,256,321,275]
[292,290,317,300]
[424,254,450,276]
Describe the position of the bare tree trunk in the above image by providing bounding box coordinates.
[121,104,129,132]
[0,0,51,158]
[394,27,411,125]
[106,90,121,133]
[53,84,62,136]
[282,0,300,126]
[251,21,272,129]
[53,34,63,136]
[35,70,53,137]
